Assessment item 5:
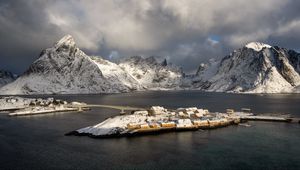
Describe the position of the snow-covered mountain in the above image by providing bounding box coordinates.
[191,42,300,93]
[0,35,142,94]
[0,70,16,88]
[1,35,300,94]
[119,56,183,89]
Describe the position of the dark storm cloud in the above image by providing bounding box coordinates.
[0,0,63,72]
[0,0,300,74]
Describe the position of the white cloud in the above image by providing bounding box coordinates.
[275,19,300,36]
[42,0,289,51]
[0,0,299,73]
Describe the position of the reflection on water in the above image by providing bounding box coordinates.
[0,91,300,169]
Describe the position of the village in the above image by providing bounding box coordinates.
[126,106,244,132]
[70,106,297,138]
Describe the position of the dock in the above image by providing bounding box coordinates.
[238,115,300,123]
[240,116,291,122]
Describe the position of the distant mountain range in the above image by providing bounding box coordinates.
[0,35,299,94]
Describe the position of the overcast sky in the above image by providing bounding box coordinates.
[1,0,300,74]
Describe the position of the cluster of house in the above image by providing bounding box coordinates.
[28,98,68,107]
[126,106,239,132]
[27,98,87,110]
[9,98,87,116]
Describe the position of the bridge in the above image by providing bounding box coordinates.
[67,104,147,114]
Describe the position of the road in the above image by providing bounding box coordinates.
[68,104,147,113]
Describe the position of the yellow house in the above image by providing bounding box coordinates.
[160,122,176,128]
[140,123,150,129]
[127,123,140,130]
[193,120,209,127]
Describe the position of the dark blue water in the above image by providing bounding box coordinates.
[0,91,300,170]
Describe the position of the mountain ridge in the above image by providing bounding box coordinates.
[192,43,300,93]
[1,35,299,94]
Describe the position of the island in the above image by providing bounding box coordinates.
[0,96,88,116]
[67,106,297,138]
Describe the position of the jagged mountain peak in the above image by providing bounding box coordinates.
[161,59,168,66]
[192,43,300,93]
[121,56,170,66]
[0,35,143,94]
[53,34,76,50]
[122,56,155,62]
[245,42,272,52]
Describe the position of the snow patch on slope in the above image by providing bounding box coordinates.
[246,67,293,93]
[89,56,142,91]
[245,42,271,52]
[77,115,148,136]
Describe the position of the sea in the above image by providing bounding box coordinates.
[0,91,299,170]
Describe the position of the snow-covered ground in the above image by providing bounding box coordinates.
[77,115,148,136]
[0,96,86,116]
[72,106,242,137]
[0,97,35,111]
[8,106,78,116]
[245,42,271,51]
